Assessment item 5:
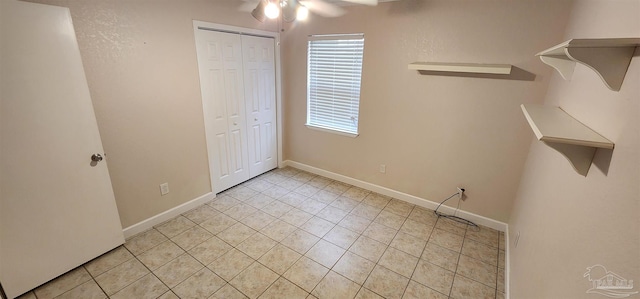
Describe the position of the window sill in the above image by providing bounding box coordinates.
[306,124,359,138]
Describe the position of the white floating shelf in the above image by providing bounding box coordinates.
[521,104,614,176]
[408,62,512,75]
[521,104,613,149]
[536,38,640,91]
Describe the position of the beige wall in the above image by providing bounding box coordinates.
[27,0,278,227]
[281,0,573,222]
[16,0,637,295]
[508,0,640,297]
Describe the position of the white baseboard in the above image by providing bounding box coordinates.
[122,192,215,239]
[282,160,508,232]
[505,226,510,299]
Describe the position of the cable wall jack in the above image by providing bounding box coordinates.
[434,188,478,228]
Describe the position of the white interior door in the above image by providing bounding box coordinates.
[195,29,250,193]
[242,35,278,177]
[0,1,124,298]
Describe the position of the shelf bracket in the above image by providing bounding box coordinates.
[521,104,614,176]
[564,46,636,91]
[539,55,575,80]
[543,142,596,176]
[536,38,640,91]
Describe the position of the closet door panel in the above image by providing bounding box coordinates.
[242,35,277,177]
[215,133,230,178]
[262,66,277,164]
[196,30,249,193]
[246,68,263,166]
[208,67,232,180]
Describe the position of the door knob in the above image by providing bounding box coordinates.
[254,118,258,121]
[91,154,103,162]
[233,122,238,125]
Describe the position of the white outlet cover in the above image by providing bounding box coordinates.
[160,183,169,195]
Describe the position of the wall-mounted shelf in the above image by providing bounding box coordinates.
[408,62,512,75]
[521,104,614,176]
[536,38,640,91]
[521,104,614,148]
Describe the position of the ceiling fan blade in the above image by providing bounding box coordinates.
[299,0,346,17]
[341,0,378,6]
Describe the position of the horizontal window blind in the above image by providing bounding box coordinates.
[307,34,364,135]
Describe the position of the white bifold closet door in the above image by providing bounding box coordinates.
[195,29,277,193]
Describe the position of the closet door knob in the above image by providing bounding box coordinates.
[254,118,258,121]
[233,122,237,125]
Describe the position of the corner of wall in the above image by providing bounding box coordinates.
[507,1,640,297]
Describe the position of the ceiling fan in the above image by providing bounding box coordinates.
[240,0,379,22]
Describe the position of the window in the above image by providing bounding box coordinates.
[307,34,364,136]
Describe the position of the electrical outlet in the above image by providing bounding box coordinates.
[379,164,386,173]
[514,231,521,248]
[160,183,169,196]
[457,187,465,199]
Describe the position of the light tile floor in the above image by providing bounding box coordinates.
[19,167,506,299]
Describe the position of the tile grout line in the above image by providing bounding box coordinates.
[321,198,378,296]
[34,167,506,299]
[331,193,395,299]
[306,190,377,298]
[451,223,469,297]
[233,170,502,298]
[392,204,418,299]
[278,185,349,297]
[209,181,334,298]
[137,209,244,298]
[401,211,441,299]
[123,244,172,298]
[84,247,128,298]
[268,184,372,298]
[179,196,270,298]
[455,224,504,298]
[89,244,143,298]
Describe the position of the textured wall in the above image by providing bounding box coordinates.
[508,0,640,297]
[27,0,278,227]
[281,0,573,222]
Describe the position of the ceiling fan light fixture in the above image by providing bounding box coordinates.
[296,5,309,21]
[281,0,298,22]
[251,0,267,22]
[264,1,280,19]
